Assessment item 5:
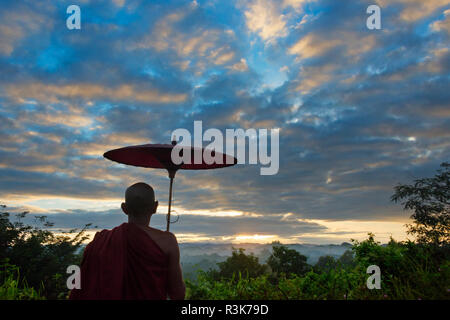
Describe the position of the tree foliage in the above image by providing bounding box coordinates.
[391,162,449,245]
[314,255,337,273]
[208,248,268,281]
[0,206,90,299]
[267,244,309,277]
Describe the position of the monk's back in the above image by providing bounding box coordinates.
[69,223,170,300]
[135,225,185,300]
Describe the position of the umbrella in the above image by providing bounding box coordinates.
[103,139,237,231]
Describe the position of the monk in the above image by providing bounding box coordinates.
[69,182,185,300]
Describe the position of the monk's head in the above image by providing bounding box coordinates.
[121,182,158,221]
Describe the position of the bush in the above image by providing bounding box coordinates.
[0,260,44,300]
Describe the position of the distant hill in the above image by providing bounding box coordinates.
[179,242,353,280]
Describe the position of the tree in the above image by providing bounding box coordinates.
[337,249,355,268]
[210,248,267,280]
[391,162,449,245]
[267,244,309,277]
[0,206,90,299]
[314,255,336,273]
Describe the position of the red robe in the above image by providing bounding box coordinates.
[69,222,169,300]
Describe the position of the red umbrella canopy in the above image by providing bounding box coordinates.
[103,143,237,171]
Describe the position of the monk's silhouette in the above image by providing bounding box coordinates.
[69,182,185,300]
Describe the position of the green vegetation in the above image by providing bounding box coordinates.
[186,237,449,299]
[206,248,268,281]
[391,162,449,245]
[0,261,43,300]
[267,244,309,277]
[0,207,88,299]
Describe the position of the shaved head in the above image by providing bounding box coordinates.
[124,182,156,216]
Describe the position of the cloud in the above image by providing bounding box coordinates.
[243,0,316,43]
[289,33,341,59]
[292,63,336,93]
[4,82,188,104]
[244,0,288,42]
[288,31,375,61]
[376,0,449,22]
[431,9,450,33]
[5,207,327,240]
[112,0,126,8]
[129,6,243,75]
[0,0,448,243]
[227,58,249,72]
[0,4,53,56]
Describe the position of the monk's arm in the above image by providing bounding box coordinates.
[167,232,185,300]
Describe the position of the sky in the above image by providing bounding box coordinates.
[0,0,449,244]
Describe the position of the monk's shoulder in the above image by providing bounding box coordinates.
[161,231,179,257]
[155,229,178,246]
[146,228,178,252]
[147,226,174,239]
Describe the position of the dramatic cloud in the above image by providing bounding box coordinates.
[0,0,449,244]
[376,0,449,22]
[5,82,188,104]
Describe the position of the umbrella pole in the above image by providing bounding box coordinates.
[166,170,176,232]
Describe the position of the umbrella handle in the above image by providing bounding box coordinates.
[166,170,176,232]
